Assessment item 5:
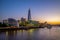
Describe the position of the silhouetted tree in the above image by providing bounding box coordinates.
[0,22,2,27]
[2,23,8,27]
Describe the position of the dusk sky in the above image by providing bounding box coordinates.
[0,0,60,24]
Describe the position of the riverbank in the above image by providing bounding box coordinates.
[0,27,45,31]
[0,25,53,31]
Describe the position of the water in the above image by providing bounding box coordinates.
[0,26,60,40]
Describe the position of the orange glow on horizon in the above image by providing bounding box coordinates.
[48,22,60,25]
[38,17,60,25]
[32,16,60,25]
[39,21,60,25]
[39,19,60,25]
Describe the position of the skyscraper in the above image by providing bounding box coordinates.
[28,8,31,21]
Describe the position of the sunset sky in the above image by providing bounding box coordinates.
[0,0,60,24]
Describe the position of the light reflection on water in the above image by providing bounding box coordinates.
[0,26,60,40]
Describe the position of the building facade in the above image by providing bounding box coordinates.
[3,20,8,24]
[28,8,31,21]
[8,18,19,27]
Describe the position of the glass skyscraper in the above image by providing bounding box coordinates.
[28,8,31,21]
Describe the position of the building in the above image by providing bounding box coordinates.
[31,21,40,27]
[3,20,8,24]
[28,8,31,21]
[8,18,19,27]
[21,17,26,22]
[20,17,26,26]
[18,20,20,23]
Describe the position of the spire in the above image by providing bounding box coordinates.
[28,8,31,21]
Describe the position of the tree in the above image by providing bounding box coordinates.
[2,23,8,27]
[0,22,2,27]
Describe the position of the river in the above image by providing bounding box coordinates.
[0,26,60,40]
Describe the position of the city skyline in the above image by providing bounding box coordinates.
[0,0,60,25]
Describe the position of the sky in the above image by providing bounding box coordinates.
[0,0,60,24]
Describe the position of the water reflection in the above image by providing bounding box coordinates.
[6,30,17,40]
[0,26,60,40]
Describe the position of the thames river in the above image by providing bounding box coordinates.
[0,26,60,40]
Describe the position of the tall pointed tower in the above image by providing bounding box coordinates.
[28,8,31,21]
